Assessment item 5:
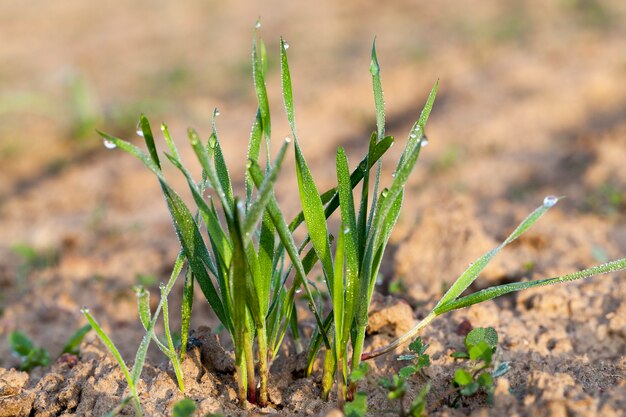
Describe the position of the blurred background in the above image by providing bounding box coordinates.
[1,0,625,365]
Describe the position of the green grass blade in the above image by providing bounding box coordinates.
[81,309,133,389]
[333,224,346,347]
[435,198,560,310]
[435,258,626,314]
[294,140,335,291]
[61,324,91,355]
[246,110,263,202]
[138,114,161,170]
[357,133,377,262]
[253,41,271,139]
[257,213,275,316]
[180,266,193,359]
[336,147,359,342]
[243,138,289,239]
[211,109,235,210]
[367,40,386,233]
[134,286,151,331]
[367,190,403,301]
[370,39,385,141]
[280,37,296,134]
[189,128,233,220]
[131,332,151,384]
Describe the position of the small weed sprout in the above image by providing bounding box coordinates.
[8,331,50,372]
[378,337,431,417]
[447,327,509,406]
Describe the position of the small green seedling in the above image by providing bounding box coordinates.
[8,331,50,372]
[449,327,509,406]
[61,324,92,355]
[343,362,369,417]
[378,337,431,417]
[172,398,197,417]
[82,252,188,416]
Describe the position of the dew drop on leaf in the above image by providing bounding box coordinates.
[543,195,558,208]
[283,41,290,49]
[103,138,116,149]
[136,121,144,137]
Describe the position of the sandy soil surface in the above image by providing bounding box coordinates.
[0,0,625,416]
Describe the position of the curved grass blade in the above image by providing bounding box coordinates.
[98,132,228,328]
[435,257,626,314]
[435,198,560,310]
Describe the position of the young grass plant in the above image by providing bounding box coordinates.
[279,36,626,407]
[89,28,626,413]
[81,253,186,416]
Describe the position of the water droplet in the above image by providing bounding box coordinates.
[409,133,417,139]
[295,288,303,294]
[283,41,290,49]
[103,138,116,149]
[343,227,351,234]
[209,136,217,148]
[236,200,245,211]
[136,121,144,137]
[375,275,383,285]
[421,137,429,147]
[381,189,389,198]
[80,307,90,314]
[246,160,253,169]
[285,136,292,143]
[160,123,166,132]
[391,172,397,178]
[214,108,221,117]
[543,195,558,207]
[255,20,261,29]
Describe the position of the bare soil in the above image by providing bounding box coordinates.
[0,0,625,416]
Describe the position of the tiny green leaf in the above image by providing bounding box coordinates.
[172,398,197,417]
[409,337,428,356]
[465,327,498,351]
[9,331,34,357]
[477,372,494,388]
[399,364,418,379]
[468,341,493,363]
[453,368,472,386]
[344,392,368,417]
[350,362,369,382]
